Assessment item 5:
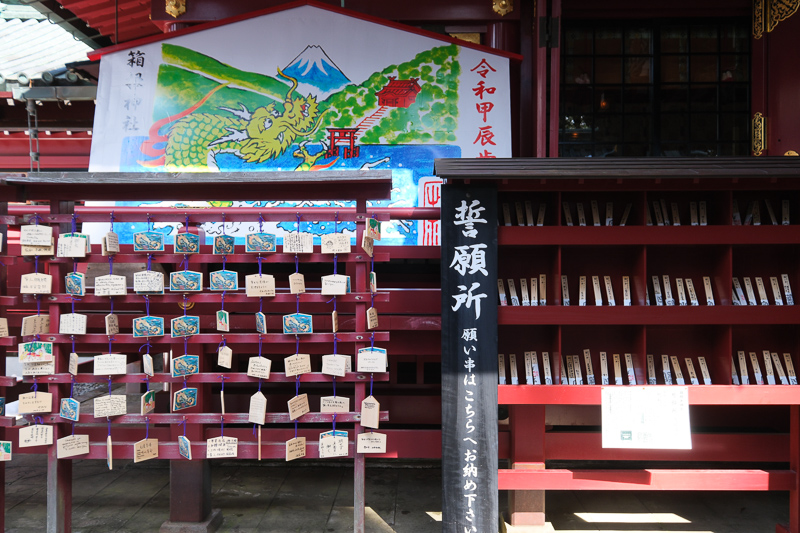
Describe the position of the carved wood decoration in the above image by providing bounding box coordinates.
[166,0,186,18]
[754,0,799,37]
[753,112,767,156]
[493,0,513,16]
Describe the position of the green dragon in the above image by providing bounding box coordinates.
[139,69,326,171]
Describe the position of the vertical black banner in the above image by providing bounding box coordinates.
[441,183,498,533]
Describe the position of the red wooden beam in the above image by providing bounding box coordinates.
[498,468,796,491]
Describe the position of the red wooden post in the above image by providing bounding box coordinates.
[508,405,546,526]
[353,196,369,533]
[47,200,74,533]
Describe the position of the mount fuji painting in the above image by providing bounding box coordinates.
[282,45,351,99]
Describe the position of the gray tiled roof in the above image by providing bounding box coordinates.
[1,3,91,81]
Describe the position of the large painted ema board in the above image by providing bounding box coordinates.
[87,2,514,246]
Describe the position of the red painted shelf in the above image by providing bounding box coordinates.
[497,305,800,325]
[498,384,800,405]
[499,225,800,246]
[498,468,796,491]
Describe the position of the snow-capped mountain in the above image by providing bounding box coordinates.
[282,45,350,99]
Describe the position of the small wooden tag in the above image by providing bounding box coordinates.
[749,352,763,384]
[529,277,538,306]
[248,391,267,425]
[502,203,511,225]
[357,432,387,454]
[217,346,232,369]
[206,436,238,458]
[285,353,312,376]
[361,234,374,257]
[216,310,230,332]
[738,351,750,385]
[59,398,80,421]
[19,340,54,363]
[565,355,576,385]
[697,356,712,385]
[357,348,387,373]
[783,353,797,385]
[571,355,583,385]
[143,354,154,376]
[523,352,533,384]
[540,275,549,305]
[562,202,574,226]
[670,202,681,226]
[366,307,379,330]
[134,438,159,463]
[660,199,670,225]
[20,273,53,295]
[21,240,55,256]
[782,274,794,305]
[782,200,791,225]
[179,435,192,460]
[18,392,53,414]
[624,353,636,385]
[57,434,89,458]
[288,393,310,420]
[286,436,306,461]
[612,354,623,385]
[592,276,603,306]
[0,317,7,338]
[770,277,784,305]
[94,353,127,375]
[95,275,127,296]
[331,310,339,333]
[590,200,601,226]
[133,271,164,294]
[104,231,120,255]
[652,201,665,226]
[537,203,546,226]
[731,355,741,385]
[530,352,541,385]
[662,275,674,306]
[255,312,267,334]
[676,278,687,306]
[755,277,769,305]
[321,274,348,295]
[19,424,53,448]
[508,279,520,306]
[619,203,632,226]
[765,200,779,225]
[763,350,776,385]
[661,355,672,385]
[691,201,700,225]
[685,358,699,385]
[519,278,530,306]
[685,278,699,306]
[604,276,615,306]
[320,396,350,413]
[246,274,276,297]
[542,352,552,385]
[57,235,87,258]
[646,354,657,384]
[321,354,347,377]
[21,224,53,246]
[22,361,55,376]
[579,276,587,306]
[651,276,663,306]
[515,202,525,226]
[360,396,380,429]
[105,313,120,336]
[599,352,609,385]
[582,349,595,385]
[141,390,156,416]
[732,277,746,305]
[498,354,506,384]
[319,431,349,458]
[509,353,519,384]
[670,355,684,384]
[283,232,314,254]
[752,201,762,225]
[321,234,351,254]
[247,356,272,379]
[94,395,127,418]
[561,276,570,306]
[497,279,507,306]
[69,352,79,375]
[605,202,614,226]
[21,315,50,337]
[576,203,586,226]
[702,276,715,305]
[699,201,708,226]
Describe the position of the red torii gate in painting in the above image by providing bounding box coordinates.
[326,128,360,159]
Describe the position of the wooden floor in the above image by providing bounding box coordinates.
[3,455,789,532]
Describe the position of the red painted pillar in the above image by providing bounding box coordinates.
[508,404,546,526]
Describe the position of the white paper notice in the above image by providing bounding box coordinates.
[601,386,691,449]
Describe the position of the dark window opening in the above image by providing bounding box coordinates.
[560,20,750,157]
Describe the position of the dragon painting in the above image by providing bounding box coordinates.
[139,69,327,171]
